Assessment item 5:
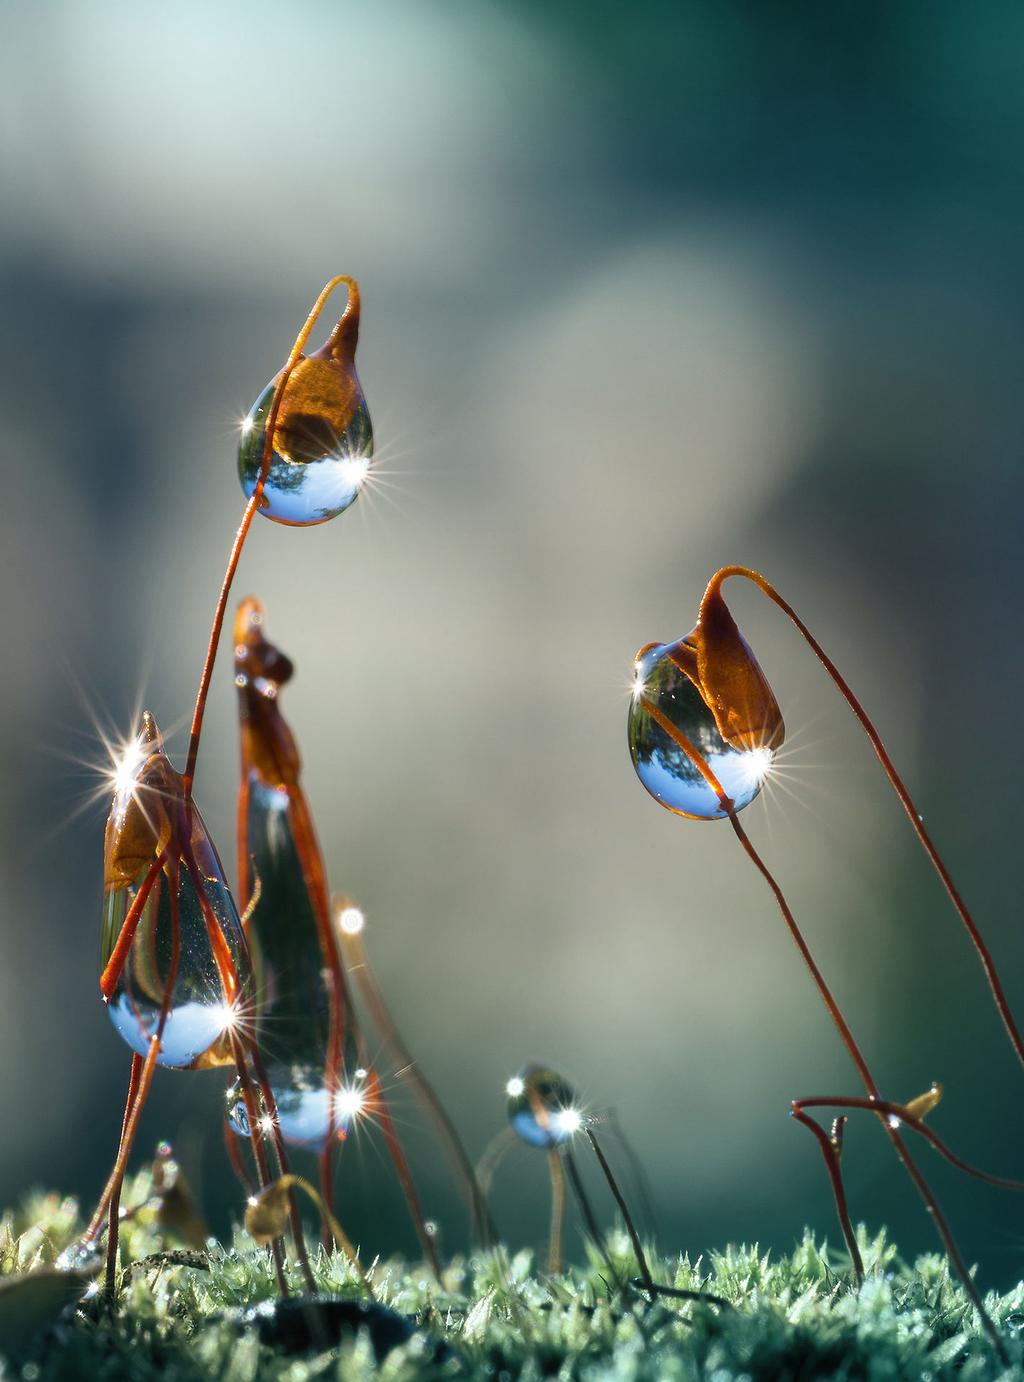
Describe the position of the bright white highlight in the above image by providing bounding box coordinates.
[239,416,254,436]
[258,1114,276,1134]
[338,906,365,936]
[215,1002,241,1034]
[552,1108,583,1136]
[338,454,371,489]
[505,1076,525,1098]
[110,735,146,801]
[335,1086,365,1120]
[632,670,645,700]
[736,745,774,792]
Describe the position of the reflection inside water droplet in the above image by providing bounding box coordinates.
[100,725,253,1070]
[226,1065,366,1150]
[627,643,772,820]
[238,367,373,526]
[102,841,252,1069]
[226,776,356,1149]
[507,1064,582,1148]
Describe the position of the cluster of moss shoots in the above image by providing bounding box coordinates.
[5,276,1024,1372]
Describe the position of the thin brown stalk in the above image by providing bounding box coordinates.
[643,698,1007,1359]
[547,1148,566,1274]
[182,277,356,797]
[585,1128,655,1298]
[715,565,1024,1076]
[790,1109,864,1281]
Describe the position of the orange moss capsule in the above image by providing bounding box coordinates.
[628,574,784,821]
[238,281,373,526]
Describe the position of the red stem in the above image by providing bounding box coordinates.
[319,1145,336,1253]
[715,565,1024,1075]
[340,920,497,1246]
[85,1054,144,1242]
[224,1121,256,1198]
[99,853,165,999]
[790,1108,864,1281]
[643,698,1006,1357]
[227,1028,290,1297]
[104,858,182,1297]
[585,1128,656,1297]
[370,1071,441,1275]
[182,276,357,798]
[246,1038,318,1292]
[793,1095,1024,1191]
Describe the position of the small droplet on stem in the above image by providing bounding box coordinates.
[507,1064,585,1149]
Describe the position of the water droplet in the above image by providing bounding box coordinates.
[54,1240,101,1274]
[100,713,253,1070]
[628,642,772,820]
[238,286,373,526]
[507,1064,582,1148]
[228,602,358,1149]
[226,1066,366,1150]
[225,1080,253,1138]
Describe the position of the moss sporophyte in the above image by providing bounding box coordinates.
[9,280,1022,1375]
[628,565,1024,1357]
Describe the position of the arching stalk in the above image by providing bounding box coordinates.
[640,694,1006,1359]
[710,565,1024,1075]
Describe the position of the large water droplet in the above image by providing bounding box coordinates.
[100,714,253,1070]
[628,642,773,820]
[507,1064,582,1148]
[238,287,373,526]
[228,601,357,1149]
[225,1062,367,1150]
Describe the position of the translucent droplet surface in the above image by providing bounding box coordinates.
[507,1064,582,1149]
[238,370,373,525]
[226,1061,367,1150]
[100,715,253,1070]
[238,288,372,527]
[628,643,773,820]
[228,600,357,1150]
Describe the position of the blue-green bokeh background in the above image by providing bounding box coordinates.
[2,1,1024,1283]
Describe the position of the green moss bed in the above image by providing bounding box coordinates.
[3,1170,1024,1379]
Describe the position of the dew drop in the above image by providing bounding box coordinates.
[628,642,773,820]
[227,601,360,1149]
[100,713,253,1070]
[226,1065,366,1151]
[507,1064,582,1148]
[54,1241,101,1274]
[238,286,373,526]
[225,1080,253,1138]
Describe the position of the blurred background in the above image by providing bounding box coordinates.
[2,0,1024,1285]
